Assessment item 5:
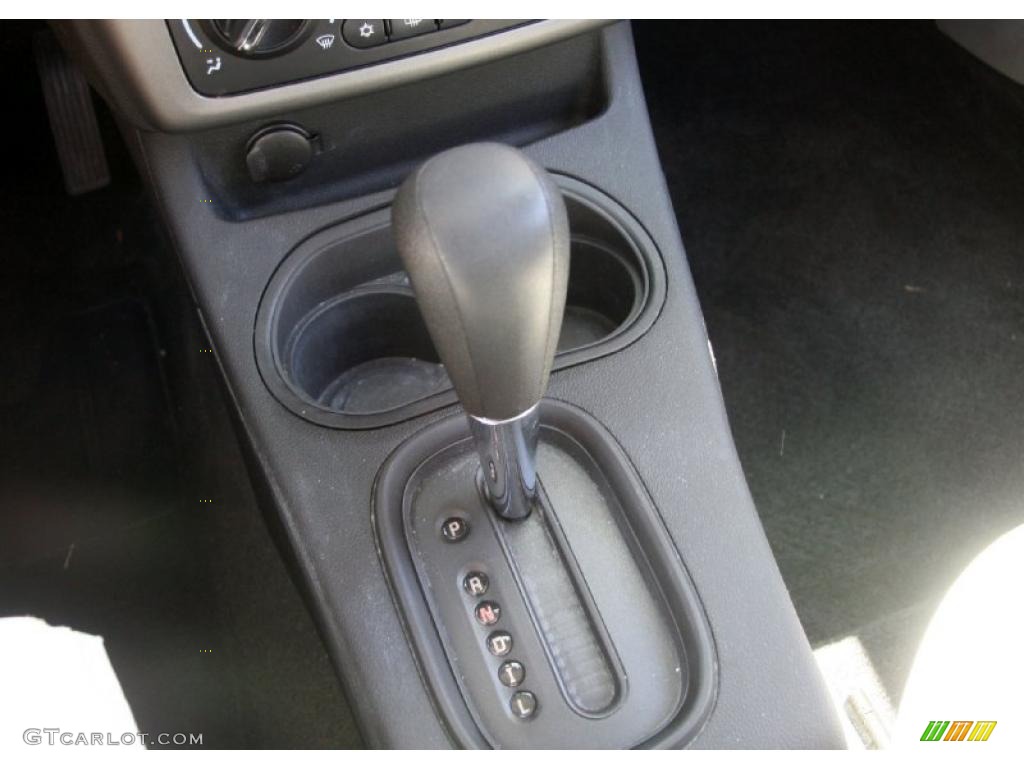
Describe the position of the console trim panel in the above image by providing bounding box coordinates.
[373,398,718,748]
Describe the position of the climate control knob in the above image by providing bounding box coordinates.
[206,20,309,57]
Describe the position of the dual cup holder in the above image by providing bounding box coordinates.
[254,176,666,429]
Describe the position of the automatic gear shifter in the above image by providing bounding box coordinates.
[393,143,570,520]
[379,145,709,746]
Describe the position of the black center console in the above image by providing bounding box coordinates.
[57,19,844,748]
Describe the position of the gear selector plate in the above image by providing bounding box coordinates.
[373,400,717,748]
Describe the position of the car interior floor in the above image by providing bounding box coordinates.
[635,20,1024,708]
[0,23,362,748]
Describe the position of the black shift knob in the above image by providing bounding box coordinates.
[392,143,570,421]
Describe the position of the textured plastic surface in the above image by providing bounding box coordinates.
[374,399,716,748]
[496,502,618,715]
[392,143,570,420]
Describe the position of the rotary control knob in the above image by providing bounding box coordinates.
[205,20,310,57]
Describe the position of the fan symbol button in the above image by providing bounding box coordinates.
[359,22,375,38]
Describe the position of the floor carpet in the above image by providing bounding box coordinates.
[0,22,361,748]
[636,20,1024,704]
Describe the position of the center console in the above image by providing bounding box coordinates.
[57,19,844,748]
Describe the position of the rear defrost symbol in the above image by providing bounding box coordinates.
[315,34,335,50]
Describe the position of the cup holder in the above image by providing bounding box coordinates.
[561,239,641,351]
[255,176,666,429]
[284,289,449,415]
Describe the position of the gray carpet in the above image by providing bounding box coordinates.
[636,21,1024,703]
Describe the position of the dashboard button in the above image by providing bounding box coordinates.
[342,19,386,49]
[438,20,471,30]
[388,19,437,40]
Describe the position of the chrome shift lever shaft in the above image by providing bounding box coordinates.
[469,404,540,520]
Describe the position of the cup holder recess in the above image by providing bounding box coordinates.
[284,288,448,415]
[254,176,666,429]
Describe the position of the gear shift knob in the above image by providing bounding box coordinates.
[393,143,570,519]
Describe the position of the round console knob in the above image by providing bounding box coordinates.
[206,20,309,57]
